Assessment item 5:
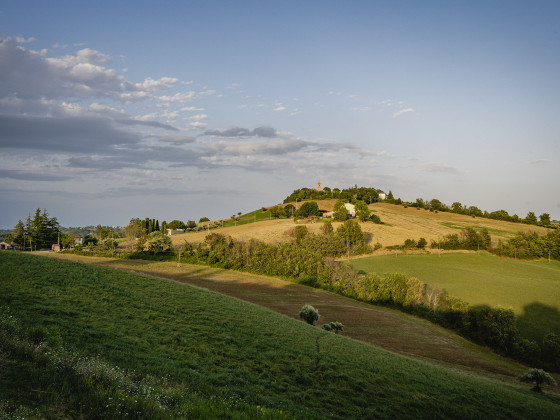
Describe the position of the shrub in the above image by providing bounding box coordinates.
[322,321,344,334]
[299,304,320,325]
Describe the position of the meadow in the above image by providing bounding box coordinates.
[347,252,560,341]
[2,251,560,419]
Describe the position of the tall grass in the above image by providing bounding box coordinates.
[1,251,560,419]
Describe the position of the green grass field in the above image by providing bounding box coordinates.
[347,252,560,341]
[1,251,559,418]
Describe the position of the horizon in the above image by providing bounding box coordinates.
[1,1,559,229]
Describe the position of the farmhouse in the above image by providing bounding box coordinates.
[378,191,387,200]
[344,203,356,217]
[0,241,17,250]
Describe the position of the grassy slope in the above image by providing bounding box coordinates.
[2,251,560,419]
[347,252,560,341]
[163,202,551,250]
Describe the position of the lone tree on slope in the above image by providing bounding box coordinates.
[519,368,557,392]
[299,304,320,325]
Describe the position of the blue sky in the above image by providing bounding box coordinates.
[1,1,559,228]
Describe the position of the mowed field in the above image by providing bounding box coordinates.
[348,252,560,342]
[162,202,551,250]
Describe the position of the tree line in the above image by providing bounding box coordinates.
[406,198,554,228]
[283,186,390,204]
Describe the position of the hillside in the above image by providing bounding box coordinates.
[162,201,551,250]
[2,251,560,419]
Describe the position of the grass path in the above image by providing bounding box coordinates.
[46,253,537,385]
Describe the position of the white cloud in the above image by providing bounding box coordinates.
[189,114,208,121]
[14,36,36,44]
[159,92,196,103]
[393,108,415,118]
[274,106,286,112]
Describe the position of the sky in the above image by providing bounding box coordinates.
[1,0,559,228]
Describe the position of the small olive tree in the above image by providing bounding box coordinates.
[299,304,320,325]
[519,368,557,392]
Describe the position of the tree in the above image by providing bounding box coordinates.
[333,200,348,221]
[60,233,75,249]
[321,221,334,236]
[387,190,394,200]
[103,238,118,250]
[11,220,25,247]
[451,202,465,214]
[336,220,364,248]
[296,201,320,218]
[354,200,371,222]
[299,304,320,325]
[519,368,557,392]
[26,209,60,249]
[147,231,172,253]
[186,220,197,230]
[293,225,309,243]
[181,240,194,256]
[285,204,295,218]
[167,220,186,230]
[524,212,538,225]
[124,218,142,239]
[270,205,287,219]
[199,217,210,223]
[539,213,551,226]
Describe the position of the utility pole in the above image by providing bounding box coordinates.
[177,250,182,267]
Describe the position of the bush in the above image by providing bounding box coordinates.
[322,321,344,334]
[299,304,320,325]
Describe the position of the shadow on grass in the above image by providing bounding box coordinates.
[516,302,560,343]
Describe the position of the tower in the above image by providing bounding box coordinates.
[318,181,321,191]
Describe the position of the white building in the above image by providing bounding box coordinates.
[378,192,387,200]
[166,229,185,236]
[344,203,356,217]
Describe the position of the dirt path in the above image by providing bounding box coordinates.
[47,253,528,383]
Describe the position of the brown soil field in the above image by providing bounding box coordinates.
[155,201,551,250]
[47,253,532,385]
